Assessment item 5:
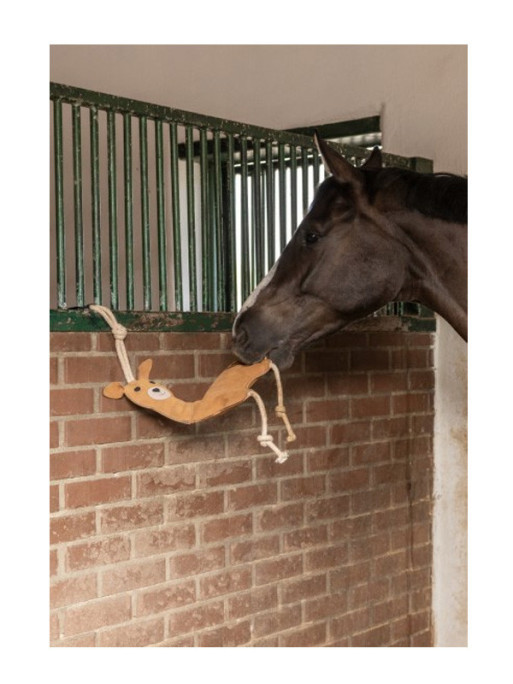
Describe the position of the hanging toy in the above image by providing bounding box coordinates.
[90,305,296,463]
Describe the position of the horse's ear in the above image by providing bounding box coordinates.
[314,131,362,185]
[362,146,382,170]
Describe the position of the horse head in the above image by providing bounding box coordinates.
[232,134,467,368]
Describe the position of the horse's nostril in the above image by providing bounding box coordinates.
[235,326,248,347]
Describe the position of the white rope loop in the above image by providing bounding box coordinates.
[89,305,135,383]
[248,389,289,464]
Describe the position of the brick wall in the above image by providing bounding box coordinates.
[50,327,434,647]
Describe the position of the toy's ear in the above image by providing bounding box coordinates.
[103,382,126,399]
[137,359,153,380]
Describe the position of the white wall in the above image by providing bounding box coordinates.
[50,44,468,644]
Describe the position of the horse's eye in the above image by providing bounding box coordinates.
[305,232,320,245]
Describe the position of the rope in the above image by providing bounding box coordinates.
[269,361,296,443]
[89,305,135,383]
[248,390,289,464]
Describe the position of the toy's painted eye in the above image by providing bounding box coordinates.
[147,386,171,401]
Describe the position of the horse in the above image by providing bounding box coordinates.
[232,133,467,369]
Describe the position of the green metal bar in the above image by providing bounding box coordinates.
[301,147,309,214]
[240,137,250,301]
[252,139,264,283]
[185,126,197,311]
[53,98,66,309]
[71,104,84,307]
[107,110,119,309]
[226,134,237,311]
[289,144,297,241]
[155,119,167,310]
[213,131,225,311]
[199,129,211,311]
[139,116,151,310]
[123,113,134,310]
[90,105,101,303]
[169,123,183,310]
[278,143,286,251]
[265,140,275,269]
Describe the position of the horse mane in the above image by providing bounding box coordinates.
[365,167,467,224]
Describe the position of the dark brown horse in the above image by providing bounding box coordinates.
[232,134,467,369]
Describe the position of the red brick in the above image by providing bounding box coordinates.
[51,388,95,416]
[101,559,167,596]
[327,373,369,396]
[198,621,252,647]
[409,370,435,390]
[351,488,390,515]
[64,356,122,384]
[65,475,131,509]
[67,536,131,571]
[253,604,302,638]
[134,524,196,557]
[282,623,327,647]
[352,623,391,647]
[228,586,278,619]
[230,536,280,565]
[50,333,93,352]
[63,595,131,637]
[331,608,370,639]
[137,465,196,497]
[65,416,132,447]
[101,442,165,472]
[167,602,225,636]
[161,333,223,350]
[304,350,349,373]
[281,574,327,604]
[166,491,224,521]
[136,581,196,616]
[305,398,349,423]
[331,421,371,445]
[283,525,328,551]
[98,617,165,647]
[169,547,225,578]
[256,503,304,532]
[50,484,60,512]
[329,468,370,492]
[307,446,350,471]
[350,349,389,371]
[198,460,252,488]
[137,353,195,380]
[351,395,390,419]
[348,579,389,611]
[50,511,96,544]
[370,372,408,393]
[167,435,226,464]
[280,475,326,501]
[392,392,433,415]
[227,483,278,511]
[305,544,348,571]
[197,351,237,378]
[351,441,391,465]
[50,574,98,608]
[306,495,350,522]
[199,567,252,599]
[100,501,164,533]
[50,449,96,481]
[202,514,252,543]
[50,422,60,448]
[134,411,193,440]
[255,554,303,585]
[97,332,160,352]
[304,592,347,621]
[372,416,409,440]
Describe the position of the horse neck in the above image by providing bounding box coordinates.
[392,211,468,340]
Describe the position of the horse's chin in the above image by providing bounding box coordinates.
[268,345,296,370]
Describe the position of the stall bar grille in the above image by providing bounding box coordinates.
[50,83,433,331]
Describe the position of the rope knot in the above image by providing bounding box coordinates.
[257,434,274,447]
[111,323,128,341]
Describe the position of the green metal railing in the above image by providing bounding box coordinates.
[50,83,434,332]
